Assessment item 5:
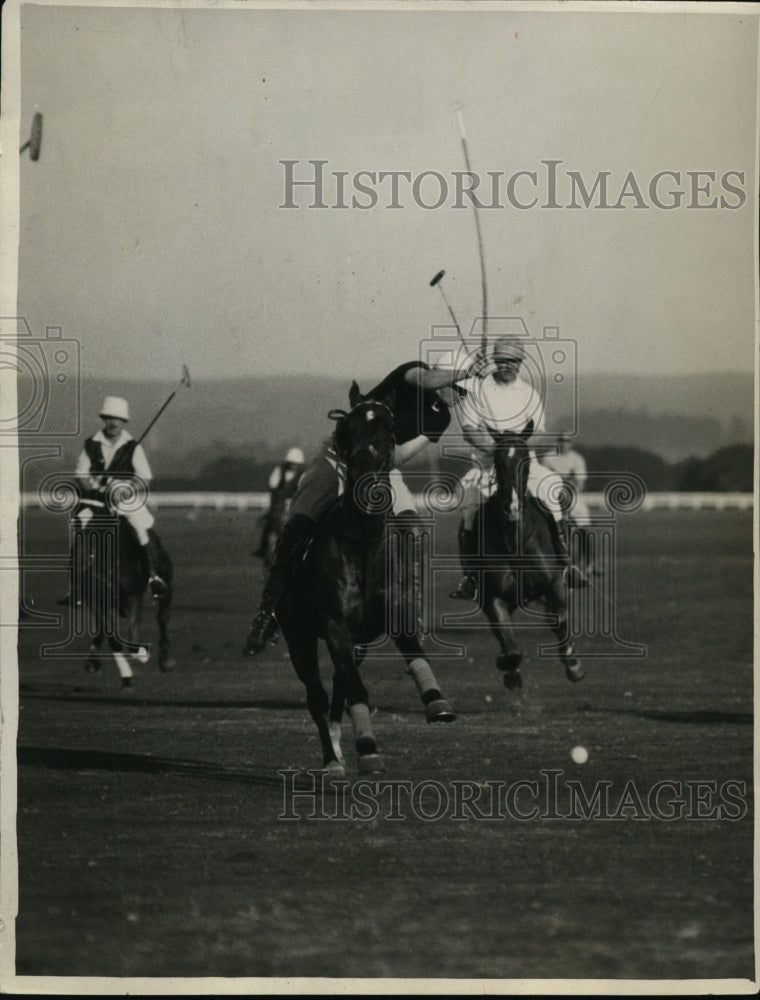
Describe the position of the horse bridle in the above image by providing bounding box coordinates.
[328,399,396,470]
[491,435,530,522]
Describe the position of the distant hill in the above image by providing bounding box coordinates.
[14,369,754,488]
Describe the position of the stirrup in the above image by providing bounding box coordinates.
[449,575,478,601]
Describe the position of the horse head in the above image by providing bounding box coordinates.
[488,419,534,520]
[328,381,396,514]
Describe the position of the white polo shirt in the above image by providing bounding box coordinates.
[542,448,587,485]
[459,374,546,437]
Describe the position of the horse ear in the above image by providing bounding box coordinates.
[327,408,348,421]
[522,419,535,438]
[348,381,362,408]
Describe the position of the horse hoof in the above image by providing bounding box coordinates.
[497,653,523,673]
[133,646,150,665]
[449,576,478,601]
[324,759,346,778]
[503,670,523,691]
[159,656,177,673]
[425,698,456,723]
[565,661,585,683]
[120,678,135,692]
[358,753,385,775]
[84,661,100,674]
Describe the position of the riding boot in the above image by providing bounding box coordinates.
[143,535,169,597]
[553,517,588,590]
[243,513,315,656]
[450,523,479,600]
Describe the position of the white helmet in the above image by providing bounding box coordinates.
[493,336,527,362]
[285,447,305,464]
[99,396,130,422]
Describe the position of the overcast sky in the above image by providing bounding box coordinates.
[10,1,759,382]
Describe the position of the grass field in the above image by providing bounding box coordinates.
[8,506,755,986]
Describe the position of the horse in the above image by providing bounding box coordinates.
[254,503,290,570]
[473,421,585,690]
[71,499,175,687]
[276,383,455,776]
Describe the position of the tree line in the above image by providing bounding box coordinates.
[155,443,753,494]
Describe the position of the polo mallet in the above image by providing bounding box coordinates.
[19,112,43,161]
[96,366,191,487]
[136,364,191,445]
[456,109,488,352]
[429,271,477,409]
[429,270,464,341]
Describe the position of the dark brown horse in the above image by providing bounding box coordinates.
[73,500,174,686]
[474,421,585,690]
[276,383,455,776]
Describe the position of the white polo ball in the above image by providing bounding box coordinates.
[571,745,589,765]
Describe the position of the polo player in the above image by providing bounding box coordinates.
[58,395,168,604]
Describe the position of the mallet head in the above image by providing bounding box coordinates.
[29,113,42,161]
[430,270,445,287]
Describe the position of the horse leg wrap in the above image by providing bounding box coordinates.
[349,703,384,771]
[113,651,133,680]
[349,702,374,744]
[406,658,440,702]
[561,644,585,683]
[407,658,456,723]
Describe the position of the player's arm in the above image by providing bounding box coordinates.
[572,454,587,492]
[403,365,471,391]
[74,448,102,494]
[453,378,496,455]
[268,466,282,491]
[130,444,153,484]
[530,396,546,437]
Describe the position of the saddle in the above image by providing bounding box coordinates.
[73,499,165,557]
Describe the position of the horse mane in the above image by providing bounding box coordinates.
[488,429,551,555]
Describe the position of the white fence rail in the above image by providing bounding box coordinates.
[20,491,754,512]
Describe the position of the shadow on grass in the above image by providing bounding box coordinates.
[583,705,753,725]
[17,744,288,787]
[19,684,304,711]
